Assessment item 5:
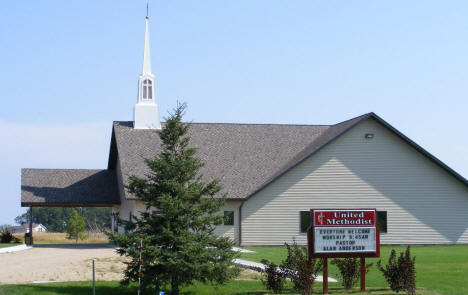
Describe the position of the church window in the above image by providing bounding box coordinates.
[142,79,153,100]
[377,211,388,233]
[223,211,234,225]
[300,211,310,233]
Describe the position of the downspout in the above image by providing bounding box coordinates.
[238,201,244,246]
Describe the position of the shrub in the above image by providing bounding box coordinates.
[331,258,373,289]
[261,259,286,294]
[0,230,14,243]
[377,246,416,295]
[13,236,22,243]
[282,239,323,295]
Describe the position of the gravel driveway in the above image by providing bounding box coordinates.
[0,244,126,284]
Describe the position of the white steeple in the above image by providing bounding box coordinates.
[133,8,161,130]
[142,15,152,75]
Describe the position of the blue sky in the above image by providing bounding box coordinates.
[1,1,467,225]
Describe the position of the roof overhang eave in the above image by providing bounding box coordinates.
[21,202,120,208]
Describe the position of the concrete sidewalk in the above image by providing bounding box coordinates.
[0,244,31,254]
[233,258,338,283]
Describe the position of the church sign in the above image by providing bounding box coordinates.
[310,209,378,255]
[307,208,380,294]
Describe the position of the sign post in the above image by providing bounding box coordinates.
[307,209,380,294]
[360,257,366,292]
[323,257,328,294]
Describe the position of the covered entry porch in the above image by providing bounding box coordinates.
[21,168,121,245]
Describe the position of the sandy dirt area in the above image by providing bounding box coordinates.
[0,244,126,284]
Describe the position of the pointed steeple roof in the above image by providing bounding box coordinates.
[134,6,161,130]
[142,15,152,75]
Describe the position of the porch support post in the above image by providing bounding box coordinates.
[29,206,33,245]
[111,213,115,233]
[360,257,366,292]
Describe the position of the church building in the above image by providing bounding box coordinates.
[21,15,468,246]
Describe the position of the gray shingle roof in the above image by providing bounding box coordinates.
[110,112,468,201]
[21,169,120,206]
[110,121,331,200]
[22,112,467,207]
[245,113,372,199]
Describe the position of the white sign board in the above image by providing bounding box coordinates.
[314,227,377,253]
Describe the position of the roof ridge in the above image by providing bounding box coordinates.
[113,120,332,127]
[188,122,331,127]
[114,114,376,128]
[333,112,374,126]
[22,168,106,172]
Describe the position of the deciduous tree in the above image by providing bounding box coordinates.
[65,209,87,243]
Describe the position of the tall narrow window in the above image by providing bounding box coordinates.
[377,211,387,233]
[142,79,152,100]
[223,211,234,225]
[300,211,311,233]
[148,80,152,99]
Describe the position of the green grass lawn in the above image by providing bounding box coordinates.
[0,245,464,294]
[0,280,439,295]
[0,243,21,249]
[239,245,468,295]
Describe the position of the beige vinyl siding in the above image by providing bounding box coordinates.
[241,118,468,246]
[132,200,242,245]
[214,201,242,244]
[114,157,134,234]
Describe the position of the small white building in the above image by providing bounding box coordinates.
[20,14,468,246]
[8,223,47,234]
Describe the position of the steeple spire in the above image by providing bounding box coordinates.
[133,5,161,130]
[142,5,152,75]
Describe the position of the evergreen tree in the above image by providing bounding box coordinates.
[65,209,87,243]
[108,103,239,295]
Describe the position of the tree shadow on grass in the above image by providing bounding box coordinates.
[33,243,113,250]
[324,286,400,294]
[0,283,404,295]
[4,283,271,295]
[182,292,270,295]
[0,283,141,295]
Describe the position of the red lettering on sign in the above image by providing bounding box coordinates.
[313,210,376,227]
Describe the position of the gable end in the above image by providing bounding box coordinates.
[245,112,468,201]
